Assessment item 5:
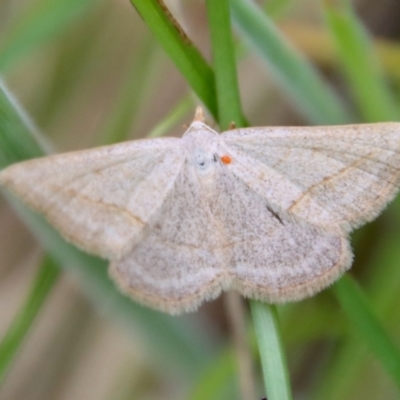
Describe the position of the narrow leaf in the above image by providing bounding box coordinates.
[129,0,218,118]
[251,302,293,400]
[205,0,246,128]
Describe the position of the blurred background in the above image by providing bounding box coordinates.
[0,0,400,399]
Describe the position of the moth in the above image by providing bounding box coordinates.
[2,107,400,314]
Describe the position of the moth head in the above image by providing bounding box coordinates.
[183,118,233,173]
[183,123,220,170]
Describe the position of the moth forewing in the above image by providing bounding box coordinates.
[1,111,400,314]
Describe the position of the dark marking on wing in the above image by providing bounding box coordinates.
[266,205,284,225]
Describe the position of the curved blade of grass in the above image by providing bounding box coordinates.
[0,0,99,72]
[205,0,246,129]
[251,302,293,400]
[230,0,352,125]
[332,275,400,389]
[324,0,400,122]
[129,0,218,119]
[0,78,214,375]
[0,256,60,384]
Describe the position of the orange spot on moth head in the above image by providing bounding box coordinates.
[221,155,232,164]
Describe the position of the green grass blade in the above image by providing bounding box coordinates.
[251,302,293,400]
[0,0,98,71]
[0,79,214,375]
[324,0,400,122]
[230,0,352,124]
[205,0,246,128]
[0,256,60,384]
[0,78,51,166]
[333,275,400,389]
[129,0,218,119]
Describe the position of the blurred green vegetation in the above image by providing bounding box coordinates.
[0,0,400,399]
